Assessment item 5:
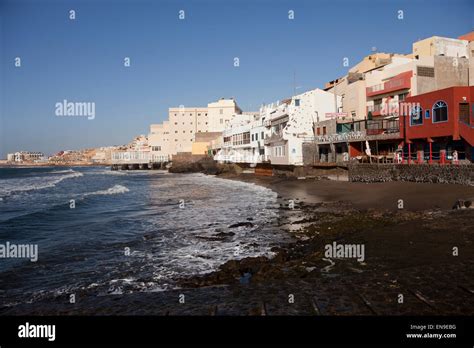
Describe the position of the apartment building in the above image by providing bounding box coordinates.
[168,106,208,154]
[215,112,263,164]
[458,31,474,86]
[148,122,171,162]
[148,98,241,160]
[263,88,341,166]
[207,98,242,131]
[324,53,404,121]
[365,35,470,119]
[6,151,45,163]
[309,34,472,164]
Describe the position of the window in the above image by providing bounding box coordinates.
[219,109,223,115]
[175,131,178,133]
[323,126,327,135]
[243,132,250,144]
[174,122,177,125]
[198,113,201,116]
[317,127,320,135]
[459,103,470,125]
[255,133,258,141]
[398,93,408,101]
[152,146,161,151]
[425,110,430,119]
[261,132,264,139]
[433,101,448,123]
[190,113,192,116]
[251,134,254,141]
[410,105,423,126]
[295,99,300,106]
[220,119,223,124]
[190,130,193,133]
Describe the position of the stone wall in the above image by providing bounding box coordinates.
[348,163,474,186]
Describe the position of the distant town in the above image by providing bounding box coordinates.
[4,32,474,168]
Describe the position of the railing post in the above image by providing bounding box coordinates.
[429,142,433,164]
[408,143,411,164]
[417,150,423,164]
[440,150,446,165]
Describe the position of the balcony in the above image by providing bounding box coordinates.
[367,101,400,117]
[366,119,400,136]
[264,130,284,145]
[366,71,412,97]
[367,104,383,116]
[312,118,402,144]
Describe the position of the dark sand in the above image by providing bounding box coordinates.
[222,174,474,211]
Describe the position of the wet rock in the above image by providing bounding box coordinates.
[195,235,226,241]
[214,231,235,237]
[453,199,473,209]
[229,222,254,228]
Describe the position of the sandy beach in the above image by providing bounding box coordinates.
[221,173,474,211]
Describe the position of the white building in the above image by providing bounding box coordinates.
[263,88,341,165]
[148,98,242,161]
[7,151,45,162]
[111,135,151,165]
[215,112,265,164]
[215,88,340,166]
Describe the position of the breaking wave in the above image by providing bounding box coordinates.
[83,184,130,196]
[0,171,83,198]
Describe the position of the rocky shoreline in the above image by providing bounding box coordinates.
[172,172,474,314]
[2,170,474,315]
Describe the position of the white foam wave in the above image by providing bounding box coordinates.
[0,171,83,197]
[50,169,75,174]
[84,184,130,197]
[93,170,127,176]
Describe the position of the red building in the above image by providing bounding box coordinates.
[366,71,412,117]
[401,86,474,163]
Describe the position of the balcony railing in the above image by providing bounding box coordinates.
[366,119,400,135]
[366,71,412,97]
[367,104,383,113]
[367,102,399,116]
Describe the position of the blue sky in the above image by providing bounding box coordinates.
[1,0,473,157]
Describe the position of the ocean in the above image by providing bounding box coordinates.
[0,166,283,308]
